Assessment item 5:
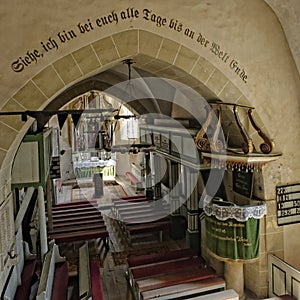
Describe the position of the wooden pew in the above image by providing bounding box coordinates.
[126,248,226,300]
[48,228,109,245]
[36,242,68,300]
[126,220,171,243]
[112,196,171,244]
[49,203,109,250]
[53,199,97,208]
[111,197,148,216]
[130,257,206,280]
[185,289,239,299]
[126,248,198,285]
[136,266,217,292]
[52,218,105,229]
[79,242,104,300]
[125,171,144,192]
[14,259,37,300]
[52,214,103,226]
[140,277,226,300]
[51,209,101,219]
[112,197,147,204]
[48,223,107,235]
[113,202,169,222]
[2,227,37,300]
[112,194,145,201]
[51,205,99,215]
[127,248,197,268]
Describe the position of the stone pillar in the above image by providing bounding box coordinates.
[224,261,245,300]
[186,167,201,254]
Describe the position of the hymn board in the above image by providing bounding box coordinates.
[276,183,300,225]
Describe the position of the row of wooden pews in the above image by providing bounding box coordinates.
[111,195,171,244]
[35,241,105,300]
[126,248,226,300]
[36,242,69,300]
[48,199,109,249]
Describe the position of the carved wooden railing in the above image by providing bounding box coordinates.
[194,101,274,155]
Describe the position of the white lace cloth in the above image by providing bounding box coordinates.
[204,198,267,222]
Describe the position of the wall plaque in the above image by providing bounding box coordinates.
[233,170,253,198]
[276,183,300,225]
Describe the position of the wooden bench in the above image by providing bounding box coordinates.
[118,205,170,219]
[48,228,109,246]
[2,227,37,300]
[52,205,99,215]
[48,223,107,235]
[79,242,104,300]
[52,214,103,225]
[185,289,239,299]
[127,248,197,268]
[36,242,68,300]
[49,204,109,250]
[126,220,171,243]
[125,171,144,192]
[112,194,145,202]
[113,203,169,222]
[111,197,148,216]
[52,209,102,219]
[121,213,169,224]
[53,199,97,208]
[52,202,96,211]
[140,277,226,300]
[130,257,206,280]
[137,266,217,292]
[14,259,37,300]
[52,218,105,229]
[126,248,197,285]
[126,248,226,300]
[112,197,171,244]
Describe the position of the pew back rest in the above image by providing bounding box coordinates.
[79,242,92,300]
[2,227,36,300]
[2,227,24,300]
[36,242,65,300]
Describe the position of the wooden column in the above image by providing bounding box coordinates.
[186,167,201,254]
[153,153,162,200]
[145,152,153,199]
[168,160,180,214]
[168,160,186,239]
[46,177,53,231]
[38,186,48,260]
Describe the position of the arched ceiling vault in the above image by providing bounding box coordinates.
[43,54,219,128]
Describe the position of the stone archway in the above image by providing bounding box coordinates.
[2,29,248,181]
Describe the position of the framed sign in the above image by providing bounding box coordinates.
[276,183,300,226]
[233,170,253,198]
